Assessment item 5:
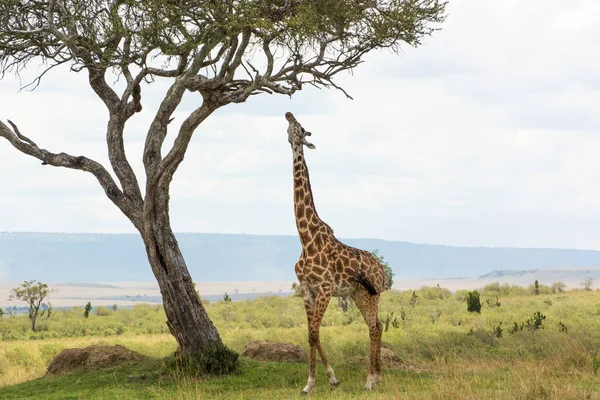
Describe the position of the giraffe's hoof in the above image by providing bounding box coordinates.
[300,390,309,396]
[330,379,340,389]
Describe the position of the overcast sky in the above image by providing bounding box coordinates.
[0,0,599,250]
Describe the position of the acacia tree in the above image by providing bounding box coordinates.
[8,280,52,331]
[0,0,446,370]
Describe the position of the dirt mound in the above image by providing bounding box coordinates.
[47,345,146,375]
[241,341,306,362]
[348,347,422,372]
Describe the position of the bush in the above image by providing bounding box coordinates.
[483,282,526,297]
[527,283,551,295]
[466,291,482,313]
[551,282,566,293]
[419,286,452,300]
[171,345,239,376]
[95,306,112,317]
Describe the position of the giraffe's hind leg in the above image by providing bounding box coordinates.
[301,289,338,394]
[352,288,383,390]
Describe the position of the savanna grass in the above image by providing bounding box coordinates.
[1,286,600,398]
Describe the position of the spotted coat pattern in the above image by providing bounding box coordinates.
[285,112,387,394]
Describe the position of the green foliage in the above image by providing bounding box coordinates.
[95,306,112,317]
[418,285,452,300]
[482,282,525,297]
[429,307,441,324]
[381,312,400,332]
[290,282,303,297]
[527,282,552,295]
[409,291,419,307]
[112,304,118,312]
[466,291,482,314]
[492,322,503,338]
[8,280,52,331]
[526,311,546,331]
[508,322,524,334]
[485,297,501,308]
[84,302,92,318]
[0,308,4,318]
[223,293,232,302]
[45,303,53,319]
[171,345,239,376]
[371,249,394,290]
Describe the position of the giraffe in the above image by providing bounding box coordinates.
[285,112,387,394]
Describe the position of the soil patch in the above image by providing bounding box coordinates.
[47,345,146,375]
[241,341,306,362]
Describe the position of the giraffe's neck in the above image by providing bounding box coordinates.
[292,148,326,247]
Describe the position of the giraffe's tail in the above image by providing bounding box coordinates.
[356,270,378,296]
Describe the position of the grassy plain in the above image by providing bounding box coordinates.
[2,284,600,399]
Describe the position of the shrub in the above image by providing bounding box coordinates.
[83,302,92,318]
[466,291,482,313]
[171,345,239,376]
[409,291,419,307]
[485,297,501,308]
[526,311,546,331]
[454,290,469,302]
[419,286,452,300]
[492,322,503,338]
[291,282,303,297]
[551,281,566,293]
[371,249,394,290]
[527,283,551,295]
[95,306,112,317]
[382,312,400,331]
[581,278,594,291]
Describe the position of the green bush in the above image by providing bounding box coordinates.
[95,306,112,317]
[466,291,482,313]
[418,286,452,300]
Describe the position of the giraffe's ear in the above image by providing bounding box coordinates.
[304,141,316,150]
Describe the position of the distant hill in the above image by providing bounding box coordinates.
[1,232,600,282]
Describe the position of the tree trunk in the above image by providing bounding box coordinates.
[140,223,223,355]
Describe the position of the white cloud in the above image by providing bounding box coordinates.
[1,0,599,249]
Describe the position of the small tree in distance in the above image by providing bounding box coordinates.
[291,282,303,298]
[84,302,92,318]
[582,278,594,291]
[466,290,482,314]
[8,280,53,331]
[551,281,566,293]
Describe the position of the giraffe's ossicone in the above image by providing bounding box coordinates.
[285,112,387,394]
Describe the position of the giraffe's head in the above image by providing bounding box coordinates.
[285,112,316,150]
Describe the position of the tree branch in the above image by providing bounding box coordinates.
[0,119,141,225]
